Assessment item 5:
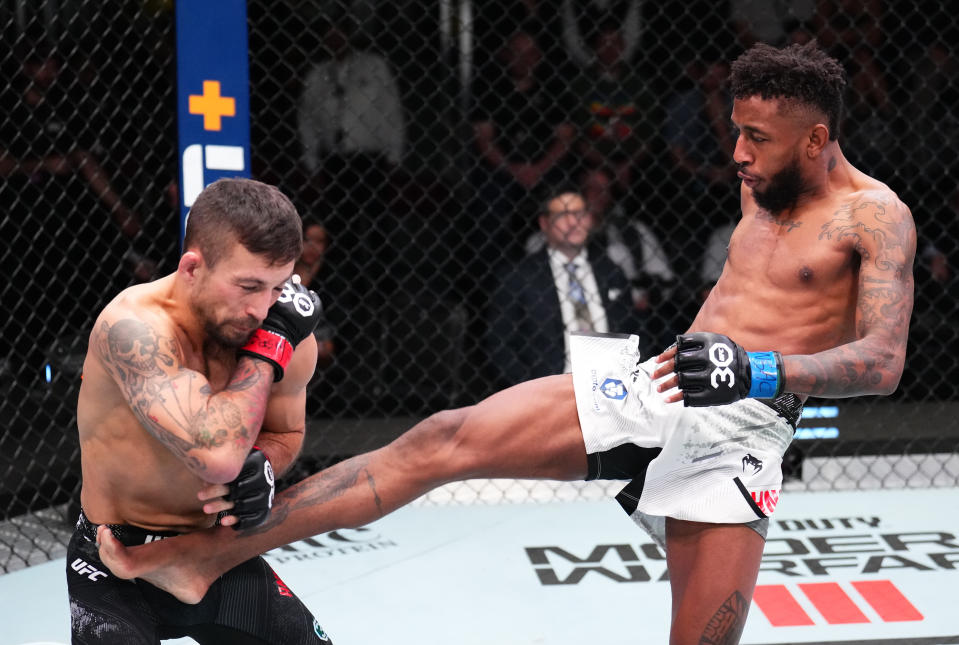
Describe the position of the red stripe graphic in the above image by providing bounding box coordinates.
[754,580,924,628]
[799,582,869,624]
[752,585,815,626]
[852,580,924,622]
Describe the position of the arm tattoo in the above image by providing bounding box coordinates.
[819,198,912,280]
[95,318,265,472]
[858,275,909,334]
[225,360,266,393]
[699,590,749,645]
[788,345,886,397]
[790,196,915,397]
[236,455,384,538]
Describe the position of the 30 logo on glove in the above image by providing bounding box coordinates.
[277,279,317,317]
[675,332,784,407]
[225,446,275,530]
[238,278,322,381]
[707,341,736,389]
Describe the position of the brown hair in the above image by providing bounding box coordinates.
[182,177,302,266]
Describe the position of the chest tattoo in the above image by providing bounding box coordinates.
[757,210,802,232]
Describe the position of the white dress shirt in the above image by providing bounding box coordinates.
[527,211,675,307]
[547,247,609,372]
[298,51,406,171]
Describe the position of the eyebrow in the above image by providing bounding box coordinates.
[237,273,288,285]
[236,277,268,287]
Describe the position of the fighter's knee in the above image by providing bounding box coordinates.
[392,408,468,460]
[428,407,468,435]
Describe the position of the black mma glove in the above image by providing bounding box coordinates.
[238,278,322,381]
[225,446,275,530]
[674,331,784,407]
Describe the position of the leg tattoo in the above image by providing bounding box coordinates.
[364,469,383,515]
[699,591,749,645]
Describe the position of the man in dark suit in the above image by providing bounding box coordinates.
[486,185,636,387]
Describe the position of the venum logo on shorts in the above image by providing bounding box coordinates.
[742,453,763,474]
[600,378,627,400]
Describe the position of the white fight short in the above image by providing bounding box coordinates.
[570,332,798,543]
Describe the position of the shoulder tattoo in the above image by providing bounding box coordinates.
[93,318,256,468]
[818,194,915,280]
[95,318,177,385]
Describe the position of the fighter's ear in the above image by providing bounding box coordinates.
[806,123,830,158]
[178,250,203,280]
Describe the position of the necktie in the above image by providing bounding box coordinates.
[566,261,594,332]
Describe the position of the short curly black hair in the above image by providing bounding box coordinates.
[730,41,846,141]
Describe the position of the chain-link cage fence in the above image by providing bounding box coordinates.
[0,0,177,571]
[1,0,958,573]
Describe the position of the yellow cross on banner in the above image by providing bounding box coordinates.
[188,80,236,131]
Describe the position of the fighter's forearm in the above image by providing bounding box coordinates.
[252,429,304,478]
[782,338,905,398]
[133,357,275,483]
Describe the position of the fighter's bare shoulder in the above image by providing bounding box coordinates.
[848,181,911,220]
[820,179,915,254]
[88,278,181,375]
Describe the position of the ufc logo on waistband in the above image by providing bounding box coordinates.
[71,558,108,582]
[709,342,735,389]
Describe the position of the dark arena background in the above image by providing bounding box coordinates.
[1,0,958,583]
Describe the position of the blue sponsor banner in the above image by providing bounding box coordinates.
[176,0,251,244]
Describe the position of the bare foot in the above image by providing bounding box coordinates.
[96,525,212,604]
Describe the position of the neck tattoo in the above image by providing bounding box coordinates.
[757,210,802,231]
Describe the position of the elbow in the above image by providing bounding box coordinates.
[877,350,906,396]
[197,454,245,485]
[877,377,900,397]
[204,470,240,486]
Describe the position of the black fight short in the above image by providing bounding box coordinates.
[67,510,333,644]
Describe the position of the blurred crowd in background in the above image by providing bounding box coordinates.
[2,0,958,419]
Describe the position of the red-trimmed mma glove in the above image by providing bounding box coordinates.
[238,279,322,381]
[225,446,275,530]
[674,332,784,407]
